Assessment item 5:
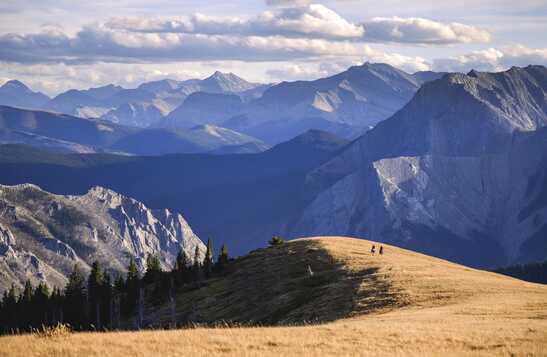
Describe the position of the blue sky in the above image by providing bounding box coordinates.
[0,0,546,95]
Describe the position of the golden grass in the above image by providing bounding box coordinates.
[1,236,546,356]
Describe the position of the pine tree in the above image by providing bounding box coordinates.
[33,282,50,327]
[102,273,113,328]
[203,239,214,278]
[127,257,139,282]
[20,280,34,329]
[50,287,63,325]
[88,261,104,329]
[173,248,188,285]
[124,257,140,316]
[2,285,18,332]
[144,254,162,283]
[114,275,125,294]
[192,245,202,283]
[215,244,229,274]
[65,264,87,329]
[21,280,33,304]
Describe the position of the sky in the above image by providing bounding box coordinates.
[0,0,546,95]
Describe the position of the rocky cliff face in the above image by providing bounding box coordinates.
[290,65,547,268]
[0,184,205,294]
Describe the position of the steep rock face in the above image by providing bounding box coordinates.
[291,66,547,268]
[101,102,165,128]
[0,184,205,294]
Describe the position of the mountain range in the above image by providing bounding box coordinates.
[0,106,268,155]
[0,129,349,255]
[0,63,444,145]
[290,65,547,267]
[0,184,205,294]
[0,64,546,273]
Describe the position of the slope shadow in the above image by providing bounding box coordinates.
[141,239,403,327]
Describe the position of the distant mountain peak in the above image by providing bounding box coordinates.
[0,79,50,109]
[2,79,30,90]
[210,70,237,79]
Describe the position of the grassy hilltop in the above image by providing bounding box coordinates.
[1,236,546,356]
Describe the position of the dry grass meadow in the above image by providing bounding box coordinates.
[1,236,546,356]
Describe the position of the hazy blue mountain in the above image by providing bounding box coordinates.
[43,88,112,118]
[102,102,165,128]
[0,80,50,109]
[162,92,245,129]
[209,141,271,155]
[238,63,444,129]
[2,64,442,143]
[110,124,267,155]
[0,130,349,254]
[0,106,266,155]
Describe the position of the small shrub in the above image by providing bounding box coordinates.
[33,323,72,338]
[268,236,285,247]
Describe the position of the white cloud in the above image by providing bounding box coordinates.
[106,4,364,40]
[432,45,547,72]
[0,61,208,95]
[0,24,372,64]
[0,4,500,68]
[363,17,491,45]
[265,0,312,7]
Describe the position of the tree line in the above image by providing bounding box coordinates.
[495,259,547,284]
[0,239,230,334]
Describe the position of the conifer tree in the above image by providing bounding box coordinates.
[2,285,18,332]
[216,244,229,273]
[127,257,139,282]
[65,264,87,329]
[192,245,202,283]
[114,275,125,294]
[50,287,63,325]
[102,273,113,328]
[33,282,50,326]
[173,248,189,285]
[20,280,34,329]
[144,254,162,283]
[88,261,104,329]
[124,257,140,316]
[203,239,214,278]
[21,280,33,304]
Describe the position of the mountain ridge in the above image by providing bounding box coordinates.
[0,183,206,295]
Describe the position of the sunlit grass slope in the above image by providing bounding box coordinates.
[1,237,546,356]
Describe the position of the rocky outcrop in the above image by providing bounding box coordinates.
[101,102,165,128]
[290,65,547,268]
[0,184,205,294]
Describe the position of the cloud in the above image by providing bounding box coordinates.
[266,63,329,80]
[265,0,311,6]
[0,25,375,64]
[432,45,547,72]
[0,4,498,68]
[363,17,491,44]
[0,61,209,95]
[106,4,364,40]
